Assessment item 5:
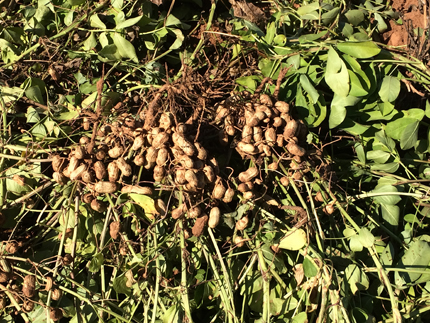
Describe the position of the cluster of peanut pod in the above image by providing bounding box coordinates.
[50,92,310,238]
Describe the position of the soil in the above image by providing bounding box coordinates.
[382,0,428,49]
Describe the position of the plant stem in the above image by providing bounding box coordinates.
[179,219,193,323]
[151,226,161,323]
[208,228,236,313]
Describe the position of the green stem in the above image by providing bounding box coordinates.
[179,219,193,322]
[208,228,236,313]
[151,227,161,323]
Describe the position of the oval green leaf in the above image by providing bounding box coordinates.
[337,41,380,58]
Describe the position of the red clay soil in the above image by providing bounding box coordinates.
[382,0,428,47]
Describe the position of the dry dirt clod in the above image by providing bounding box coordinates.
[0,271,9,283]
[192,214,208,237]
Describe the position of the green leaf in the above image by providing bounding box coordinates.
[292,312,308,323]
[400,120,419,150]
[405,108,425,121]
[345,264,370,294]
[425,100,430,118]
[116,16,142,29]
[88,253,104,273]
[26,106,40,123]
[370,162,399,173]
[64,10,75,26]
[112,33,138,63]
[68,0,85,5]
[395,240,430,287]
[297,2,319,19]
[168,28,184,50]
[381,204,400,229]
[379,76,400,102]
[322,7,340,25]
[371,185,402,205]
[98,44,121,61]
[378,101,395,116]
[367,150,390,163]
[385,117,417,140]
[82,32,97,51]
[5,168,32,195]
[265,21,276,44]
[278,228,306,250]
[129,193,157,220]
[374,12,388,32]
[345,10,365,26]
[350,235,363,252]
[337,41,380,58]
[380,242,395,265]
[348,70,368,97]
[90,14,106,29]
[300,75,319,103]
[1,27,24,45]
[358,228,374,248]
[325,47,350,97]
[329,105,346,129]
[162,305,180,323]
[303,257,318,277]
[236,75,259,91]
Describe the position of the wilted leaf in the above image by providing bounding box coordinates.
[113,275,132,296]
[278,228,306,250]
[129,194,157,220]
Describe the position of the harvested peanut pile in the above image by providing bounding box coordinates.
[50,91,318,239]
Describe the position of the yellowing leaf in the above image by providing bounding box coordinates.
[129,193,157,220]
[278,228,307,250]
